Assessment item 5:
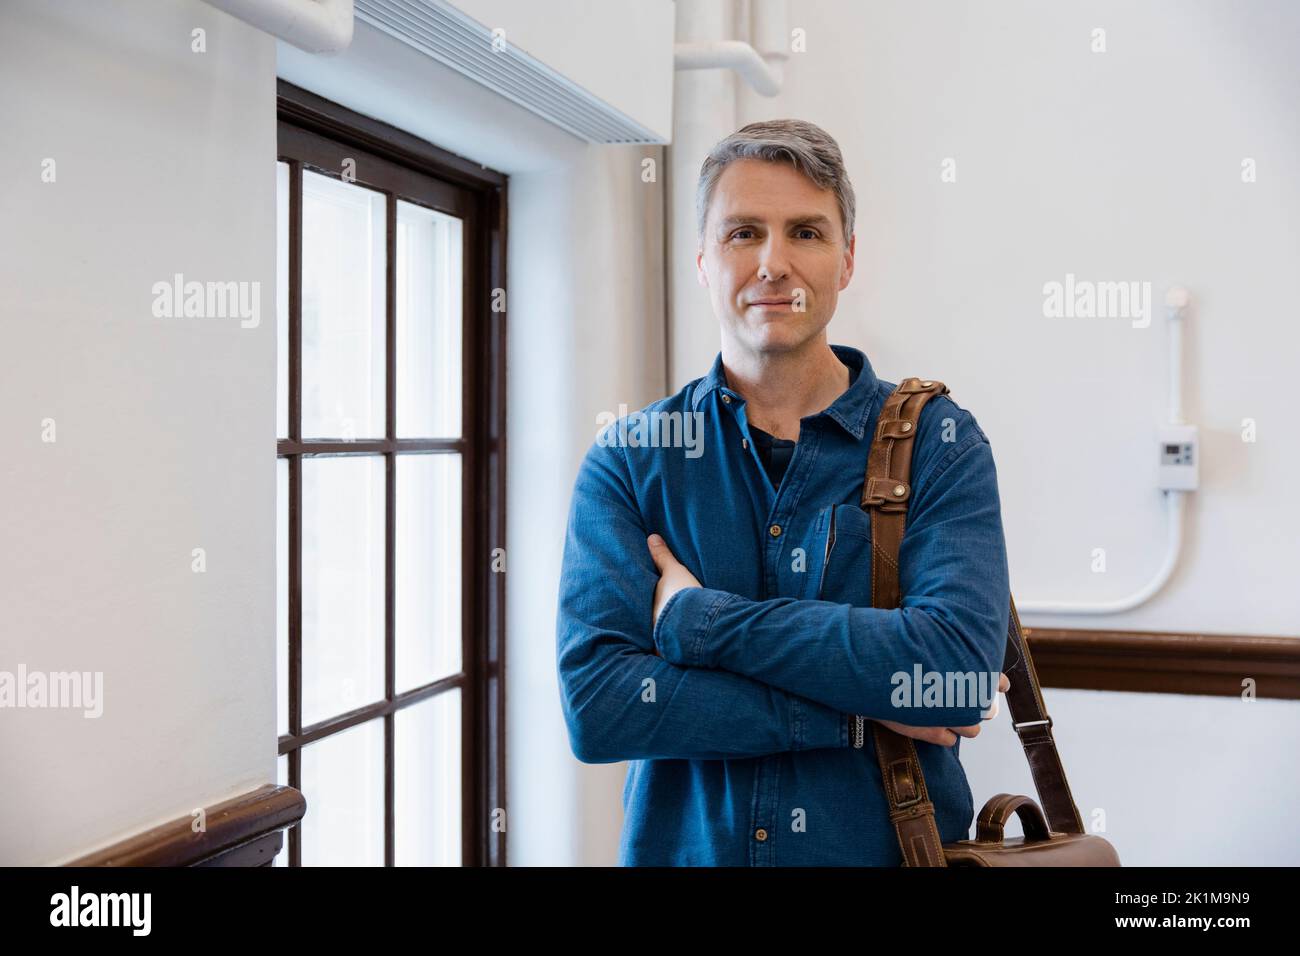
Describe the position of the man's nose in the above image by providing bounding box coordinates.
[757,236,792,281]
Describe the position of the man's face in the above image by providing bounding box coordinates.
[697,158,854,357]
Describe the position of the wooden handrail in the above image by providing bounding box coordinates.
[66,784,305,867]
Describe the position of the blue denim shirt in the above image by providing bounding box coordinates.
[555,343,1011,865]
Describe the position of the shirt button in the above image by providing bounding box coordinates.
[742,437,749,449]
[755,828,768,842]
[769,524,781,537]
[721,394,732,404]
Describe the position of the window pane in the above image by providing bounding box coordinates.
[301,171,386,439]
[396,688,462,866]
[302,456,385,726]
[276,161,290,439]
[277,457,289,740]
[396,454,462,693]
[300,720,384,866]
[396,199,462,438]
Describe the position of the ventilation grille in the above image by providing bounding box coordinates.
[355,0,664,144]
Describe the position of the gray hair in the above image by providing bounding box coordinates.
[696,119,856,246]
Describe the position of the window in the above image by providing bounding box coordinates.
[274,82,506,866]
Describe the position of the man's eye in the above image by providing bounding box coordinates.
[731,229,754,240]
[796,228,818,239]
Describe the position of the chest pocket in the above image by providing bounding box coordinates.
[814,503,875,606]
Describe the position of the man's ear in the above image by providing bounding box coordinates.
[839,233,855,291]
[696,247,708,287]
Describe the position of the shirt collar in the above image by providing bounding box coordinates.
[690,343,880,441]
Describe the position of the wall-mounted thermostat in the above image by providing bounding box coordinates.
[1158,423,1199,491]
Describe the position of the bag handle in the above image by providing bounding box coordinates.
[975,792,1052,843]
[860,377,1084,867]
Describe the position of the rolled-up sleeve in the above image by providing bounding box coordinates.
[555,436,848,763]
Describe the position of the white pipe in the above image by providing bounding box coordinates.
[200,0,354,54]
[1014,491,1187,615]
[668,1,738,385]
[1017,287,1194,616]
[675,40,782,96]
[751,0,790,57]
[1166,286,1189,423]
[673,0,789,97]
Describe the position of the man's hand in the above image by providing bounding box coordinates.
[646,534,701,648]
[872,672,1010,746]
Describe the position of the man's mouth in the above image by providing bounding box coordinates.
[749,298,794,307]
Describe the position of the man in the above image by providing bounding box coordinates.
[556,119,1011,865]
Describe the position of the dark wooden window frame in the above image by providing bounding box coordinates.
[276,80,507,867]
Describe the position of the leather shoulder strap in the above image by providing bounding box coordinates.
[861,378,1084,867]
[861,377,947,609]
[862,378,953,866]
[998,598,1087,834]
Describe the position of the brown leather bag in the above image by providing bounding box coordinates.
[854,377,1121,867]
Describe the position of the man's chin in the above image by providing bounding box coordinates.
[740,321,823,354]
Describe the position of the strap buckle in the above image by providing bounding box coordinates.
[876,418,918,440]
[889,800,933,823]
[861,476,910,509]
[1013,716,1053,735]
[886,757,923,808]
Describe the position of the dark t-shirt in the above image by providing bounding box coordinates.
[748,361,860,490]
[747,423,797,491]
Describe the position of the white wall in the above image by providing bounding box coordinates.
[665,0,1300,864]
[0,0,277,865]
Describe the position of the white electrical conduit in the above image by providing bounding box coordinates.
[1016,493,1187,616]
[674,0,789,96]
[200,0,354,54]
[1016,288,1193,615]
[675,40,783,96]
